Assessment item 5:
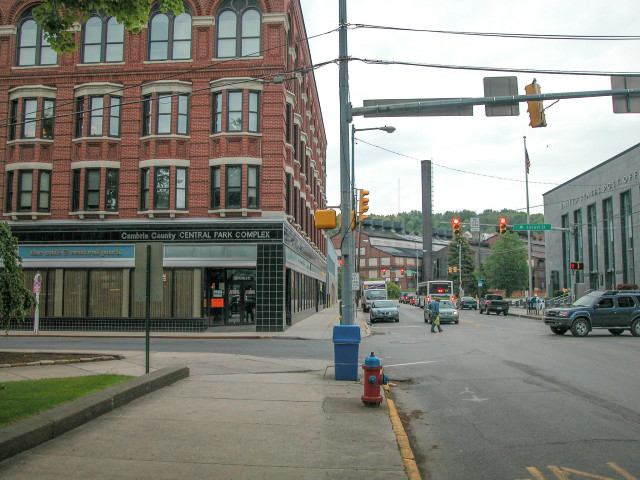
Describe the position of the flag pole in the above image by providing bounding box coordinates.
[524,136,533,300]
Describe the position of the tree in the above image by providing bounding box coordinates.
[32,0,184,54]
[0,223,35,331]
[446,236,476,298]
[386,281,401,299]
[484,232,528,297]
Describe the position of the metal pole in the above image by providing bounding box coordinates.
[145,244,151,373]
[524,137,533,298]
[459,241,462,296]
[421,160,433,282]
[338,0,354,325]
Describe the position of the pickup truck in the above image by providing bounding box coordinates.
[479,294,509,315]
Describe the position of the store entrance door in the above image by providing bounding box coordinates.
[226,269,256,325]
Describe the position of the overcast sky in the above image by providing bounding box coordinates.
[298,0,640,219]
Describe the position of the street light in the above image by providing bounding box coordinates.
[352,124,396,308]
[351,124,396,221]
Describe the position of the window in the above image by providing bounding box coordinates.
[17,9,57,66]
[82,14,124,63]
[109,96,121,137]
[37,170,51,211]
[587,203,598,290]
[18,170,33,211]
[226,165,241,208]
[9,100,18,140]
[603,198,615,289]
[176,168,187,209]
[142,94,152,136]
[617,296,634,308]
[157,94,172,134]
[211,167,221,209]
[620,190,635,284]
[42,99,55,138]
[88,96,104,136]
[75,97,85,137]
[22,99,37,138]
[141,92,190,136]
[5,171,14,212]
[573,209,583,284]
[105,168,119,211]
[72,170,81,211]
[293,124,299,162]
[140,168,150,210]
[212,92,222,133]
[285,173,291,215]
[216,0,262,58]
[148,5,192,61]
[247,166,259,208]
[154,167,170,209]
[227,91,242,131]
[285,103,291,144]
[248,91,259,132]
[561,214,570,289]
[85,169,101,210]
[177,95,189,135]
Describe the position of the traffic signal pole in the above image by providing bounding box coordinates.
[338,0,354,325]
[524,136,533,299]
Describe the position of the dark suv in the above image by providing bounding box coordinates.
[544,290,640,337]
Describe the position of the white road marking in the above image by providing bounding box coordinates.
[384,360,438,367]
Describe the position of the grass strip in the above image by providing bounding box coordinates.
[0,375,133,427]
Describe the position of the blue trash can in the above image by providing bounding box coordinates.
[333,325,361,380]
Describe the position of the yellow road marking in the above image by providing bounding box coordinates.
[522,464,637,480]
[607,463,638,480]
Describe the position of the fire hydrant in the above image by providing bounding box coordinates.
[361,352,389,406]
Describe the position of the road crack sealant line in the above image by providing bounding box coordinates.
[383,384,421,480]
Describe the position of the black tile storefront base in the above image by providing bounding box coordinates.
[8,318,208,332]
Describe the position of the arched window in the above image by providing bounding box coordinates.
[216,0,261,58]
[148,3,192,61]
[82,13,125,63]
[16,8,57,66]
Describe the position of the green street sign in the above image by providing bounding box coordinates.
[513,223,551,231]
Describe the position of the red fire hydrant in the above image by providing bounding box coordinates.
[361,352,389,407]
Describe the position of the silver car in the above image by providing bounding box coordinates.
[369,300,400,323]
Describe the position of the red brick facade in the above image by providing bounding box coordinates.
[0,0,327,257]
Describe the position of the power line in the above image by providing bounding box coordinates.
[353,57,640,77]
[349,23,640,41]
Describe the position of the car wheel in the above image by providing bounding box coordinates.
[608,328,624,336]
[396,318,399,323]
[504,311,508,316]
[630,319,640,337]
[550,326,567,335]
[570,318,590,337]
[455,320,459,324]
[486,310,491,315]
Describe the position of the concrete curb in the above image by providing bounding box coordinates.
[384,384,421,480]
[0,365,189,462]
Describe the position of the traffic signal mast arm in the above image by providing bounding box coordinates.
[351,87,640,117]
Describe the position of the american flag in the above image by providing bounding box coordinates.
[525,147,531,174]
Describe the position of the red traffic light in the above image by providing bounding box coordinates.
[382,268,387,274]
[401,268,405,274]
[452,217,461,236]
[570,262,584,270]
[499,217,507,225]
[452,218,460,226]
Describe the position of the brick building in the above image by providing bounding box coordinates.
[0,0,328,331]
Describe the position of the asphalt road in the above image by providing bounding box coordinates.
[3,305,639,480]
[364,302,640,480]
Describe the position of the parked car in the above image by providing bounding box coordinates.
[544,290,640,337]
[424,300,459,324]
[479,294,509,315]
[369,300,400,323]
[460,297,477,310]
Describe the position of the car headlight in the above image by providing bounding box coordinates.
[559,311,570,317]
[453,310,459,315]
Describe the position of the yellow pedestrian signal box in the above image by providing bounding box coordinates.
[315,209,337,229]
[358,190,370,222]
[525,80,547,128]
[337,211,356,230]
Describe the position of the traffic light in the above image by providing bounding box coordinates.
[525,80,547,128]
[499,217,507,235]
[401,268,405,274]
[381,268,387,275]
[452,217,461,236]
[358,189,370,222]
[336,211,356,230]
[570,262,584,270]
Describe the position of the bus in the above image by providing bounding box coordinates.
[416,280,455,308]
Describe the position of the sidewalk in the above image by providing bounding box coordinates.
[0,307,411,479]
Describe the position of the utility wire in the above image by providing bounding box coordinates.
[353,57,640,77]
[349,24,640,41]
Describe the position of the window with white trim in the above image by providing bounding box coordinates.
[216,0,262,58]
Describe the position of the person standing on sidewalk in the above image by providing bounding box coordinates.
[430,298,443,333]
